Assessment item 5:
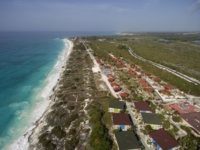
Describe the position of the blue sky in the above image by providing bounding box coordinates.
[0,0,200,32]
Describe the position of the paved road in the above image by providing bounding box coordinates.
[126,45,200,85]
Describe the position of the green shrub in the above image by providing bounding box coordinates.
[69,128,76,135]
[38,132,48,143]
[163,121,170,129]
[89,123,112,150]
[51,126,66,139]
[67,105,75,110]
[41,139,56,150]
[65,138,79,150]
[172,116,182,122]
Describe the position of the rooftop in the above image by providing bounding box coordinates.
[145,72,151,76]
[154,77,161,82]
[160,90,171,96]
[111,82,119,87]
[164,84,174,90]
[120,92,129,98]
[112,113,132,125]
[145,87,154,93]
[115,131,141,150]
[113,86,121,92]
[134,102,152,112]
[149,128,179,150]
[139,79,147,83]
[180,112,200,133]
[109,100,124,109]
[169,103,199,114]
[141,113,162,125]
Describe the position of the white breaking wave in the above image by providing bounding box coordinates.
[7,39,73,150]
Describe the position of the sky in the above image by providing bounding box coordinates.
[0,0,200,32]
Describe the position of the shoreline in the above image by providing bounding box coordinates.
[7,39,74,150]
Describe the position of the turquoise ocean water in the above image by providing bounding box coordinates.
[0,31,115,149]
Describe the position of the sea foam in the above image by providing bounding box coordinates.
[6,39,72,150]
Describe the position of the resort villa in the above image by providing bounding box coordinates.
[141,113,162,129]
[109,100,125,113]
[112,113,132,131]
[134,102,152,113]
[115,131,141,150]
[147,128,180,150]
[180,112,200,135]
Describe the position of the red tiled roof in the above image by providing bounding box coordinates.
[180,112,200,133]
[108,77,114,82]
[130,63,135,68]
[113,86,121,92]
[139,79,147,83]
[145,72,151,76]
[120,92,129,98]
[154,77,161,82]
[169,103,199,114]
[145,88,154,93]
[149,128,179,150]
[112,113,132,125]
[111,82,118,87]
[135,67,141,71]
[160,90,171,95]
[104,65,111,69]
[164,84,174,90]
[134,102,152,111]
[128,69,136,75]
[141,82,149,87]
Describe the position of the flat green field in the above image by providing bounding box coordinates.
[123,35,200,81]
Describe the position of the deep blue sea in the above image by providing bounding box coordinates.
[0,31,115,149]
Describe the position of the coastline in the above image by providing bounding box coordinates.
[7,39,74,150]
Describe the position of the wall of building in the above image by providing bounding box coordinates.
[109,108,122,113]
[114,125,131,131]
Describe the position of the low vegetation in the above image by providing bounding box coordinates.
[85,34,200,96]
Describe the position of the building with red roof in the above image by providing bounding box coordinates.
[145,72,151,76]
[139,79,147,83]
[95,58,104,65]
[164,84,174,90]
[116,60,126,68]
[135,67,141,72]
[154,77,161,82]
[141,82,149,87]
[135,74,142,78]
[107,74,113,78]
[111,82,118,87]
[145,88,154,93]
[160,90,171,96]
[104,65,111,69]
[169,103,199,114]
[108,77,114,82]
[130,63,135,68]
[113,86,121,92]
[112,113,132,131]
[180,112,200,135]
[128,69,136,76]
[134,102,152,113]
[148,128,180,150]
[120,92,129,98]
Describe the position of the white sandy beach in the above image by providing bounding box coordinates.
[7,39,74,150]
